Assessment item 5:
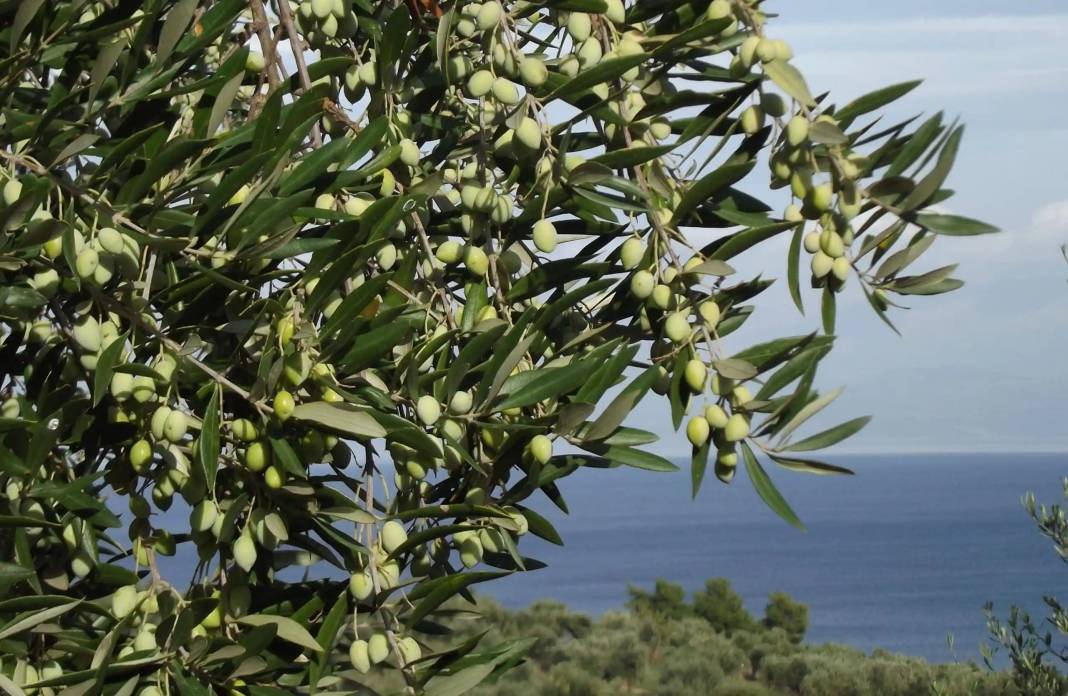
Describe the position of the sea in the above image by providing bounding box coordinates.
[481,452,1067,664]
[155,451,1066,664]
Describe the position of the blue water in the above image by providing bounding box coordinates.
[482,452,1067,663]
[154,452,1066,663]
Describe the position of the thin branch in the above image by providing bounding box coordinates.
[275,0,323,147]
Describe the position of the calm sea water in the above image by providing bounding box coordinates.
[155,452,1065,663]
[482,452,1067,663]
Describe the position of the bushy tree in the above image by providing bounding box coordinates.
[628,578,691,620]
[763,591,807,643]
[693,578,754,635]
[0,0,994,692]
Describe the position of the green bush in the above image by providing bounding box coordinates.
[694,578,756,635]
[764,591,808,643]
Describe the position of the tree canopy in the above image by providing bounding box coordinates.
[0,0,995,693]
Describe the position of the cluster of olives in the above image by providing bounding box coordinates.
[686,380,754,480]
[294,0,359,48]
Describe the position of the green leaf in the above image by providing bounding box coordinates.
[777,386,843,443]
[9,0,44,52]
[156,0,198,65]
[899,125,963,211]
[198,386,221,495]
[713,358,758,380]
[836,80,922,123]
[673,161,756,226]
[582,443,678,472]
[821,286,836,335]
[691,440,710,499]
[769,454,855,476]
[787,225,804,313]
[808,121,848,145]
[914,213,998,236]
[783,416,871,452]
[494,362,588,411]
[742,443,803,529]
[0,599,81,640]
[547,55,648,102]
[92,334,126,407]
[406,572,509,626]
[585,365,662,442]
[290,402,387,440]
[237,615,323,652]
[764,60,814,107]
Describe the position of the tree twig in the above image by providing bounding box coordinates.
[275,0,323,147]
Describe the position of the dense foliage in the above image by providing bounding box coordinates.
[0,0,995,693]
[356,580,1019,696]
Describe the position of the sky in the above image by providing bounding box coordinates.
[635,2,1068,455]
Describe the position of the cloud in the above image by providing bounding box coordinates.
[776,14,1068,38]
[1032,200,1068,236]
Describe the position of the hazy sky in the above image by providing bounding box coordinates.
[638,2,1068,455]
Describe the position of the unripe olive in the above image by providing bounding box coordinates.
[233,532,257,572]
[273,391,295,421]
[436,240,463,264]
[42,235,63,258]
[459,536,484,568]
[810,250,833,278]
[529,434,553,465]
[381,520,408,554]
[75,248,100,280]
[134,628,157,652]
[245,50,266,72]
[707,0,731,20]
[98,227,124,254]
[464,245,489,276]
[831,256,851,282]
[71,549,93,578]
[477,0,502,30]
[617,238,644,270]
[163,410,188,442]
[232,418,259,442]
[130,439,153,472]
[698,301,721,328]
[398,636,422,665]
[810,183,833,213]
[756,38,778,63]
[519,56,548,87]
[684,359,708,392]
[399,139,420,167]
[731,386,753,408]
[687,416,710,447]
[191,500,218,533]
[773,39,794,61]
[130,375,155,403]
[718,448,739,468]
[376,243,398,271]
[350,639,371,673]
[449,390,473,415]
[803,231,821,254]
[105,369,131,401]
[349,569,373,600]
[31,268,60,298]
[630,270,655,299]
[648,282,674,310]
[723,413,750,442]
[531,219,557,253]
[738,35,760,68]
[740,105,764,135]
[2,178,22,205]
[149,406,171,441]
[786,115,809,147]
[112,584,139,618]
[415,395,441,426]
[1,397,18,418]
[821,231,845,259]
[515,117,542,151]
[491,77,521,105]
[368,634,390,664]
[603,0,625,23]
[704,404,729,429]
[762,92,787,118]
[664,311,691,344]
[264,465,284,489]
[567,12,592,41]
[467,70,494,98]
[72,314,102,353]
[244,441,270,472]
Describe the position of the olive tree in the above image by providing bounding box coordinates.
[0,0,995,693]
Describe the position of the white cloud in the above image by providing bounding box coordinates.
[1032,200,1068,236]
[776,14,1068,38]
